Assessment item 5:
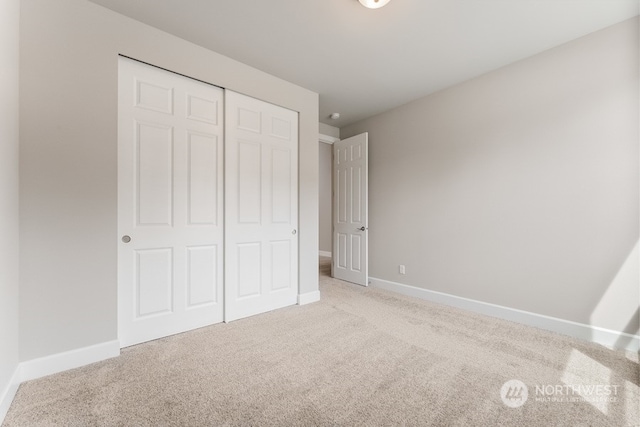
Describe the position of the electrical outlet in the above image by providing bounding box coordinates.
[399,264,406,275]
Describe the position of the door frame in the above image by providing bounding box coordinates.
[319,133,338,259]
[117,57,304,347]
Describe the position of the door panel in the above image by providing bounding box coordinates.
[187,94,219,124]
[186,245,218,307]
[237,141,262,223]
[136,248,173,317]
[237,243,262,299]
[271,149,292,223]
[271,241,292,290]
[187,132,219,225]
[118,57,224,347]
[333,133,369,286]
[136,122,173,226]
[225,90,298,322]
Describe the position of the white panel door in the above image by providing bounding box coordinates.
[118,57,224,347]
[225,90,298,322]
[333,133,368,286]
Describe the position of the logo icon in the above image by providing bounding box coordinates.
[501,379,529,408]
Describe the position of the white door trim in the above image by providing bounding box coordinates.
[319,133,339,144]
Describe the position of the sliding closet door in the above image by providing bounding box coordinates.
[118,57,224,347]
[225,91,299,321]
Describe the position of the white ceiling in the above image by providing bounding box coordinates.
[87,0,639,127]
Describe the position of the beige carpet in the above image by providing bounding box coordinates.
[4,258,639,426]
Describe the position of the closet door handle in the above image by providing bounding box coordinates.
[121,235,131,243]
[292,229,297,235]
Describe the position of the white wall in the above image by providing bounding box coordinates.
[319,123,340,139]
[0,0,21,418]
[342,18,639,337]
[20,0,318,362]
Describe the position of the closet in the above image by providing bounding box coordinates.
[117,57,298,347]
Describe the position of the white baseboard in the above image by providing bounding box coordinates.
[0,340,120,424]
[319,251,332,258]
[0,366,21,424]
[369,277,640,352]
[19,340,120,383]
[298,290,321,305]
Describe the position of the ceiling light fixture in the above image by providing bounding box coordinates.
[358,0,391,9]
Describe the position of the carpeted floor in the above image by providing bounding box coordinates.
[4,257,639,426]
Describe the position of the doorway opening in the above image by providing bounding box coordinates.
[318,132,369,286]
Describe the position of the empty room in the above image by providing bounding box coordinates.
[1,0,638,425]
